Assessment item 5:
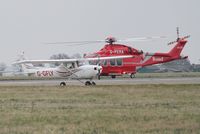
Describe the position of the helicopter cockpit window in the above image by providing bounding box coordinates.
[110,59,115,66]
[128,47,132,54]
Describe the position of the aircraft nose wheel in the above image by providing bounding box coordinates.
[60,82,66,86]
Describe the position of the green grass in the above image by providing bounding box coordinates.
[0,84,200,133]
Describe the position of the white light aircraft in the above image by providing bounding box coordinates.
[14,55,133,86]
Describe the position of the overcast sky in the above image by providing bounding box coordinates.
[0,0,199,64]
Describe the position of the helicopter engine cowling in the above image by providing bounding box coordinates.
[131,48,143,55]
[136,50,143,54]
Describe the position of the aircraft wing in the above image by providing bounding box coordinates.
[13,55,133,64]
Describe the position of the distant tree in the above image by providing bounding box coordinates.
[50,53,70,60]
[0,62,6,71]
[162,59,192,72]
[49,53,82,66]
[71,53,82,59]
[50,53,70,66]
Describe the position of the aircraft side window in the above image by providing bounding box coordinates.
[89,60,97,65]
[67,63,73,68]
[103,60,108,66]
[72,63,75,68]
[110,59,116,66]
[100,60,107,66]
[89,61,92,65]
[116,59,122,66]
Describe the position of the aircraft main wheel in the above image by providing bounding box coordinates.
[130,73,135,79]
[85,81,92,86]
[91,81,96,85]
[60,82,66,86]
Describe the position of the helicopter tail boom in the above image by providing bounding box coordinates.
[141,37,188,67]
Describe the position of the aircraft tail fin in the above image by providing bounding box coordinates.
[168,37,188,58]
[20,64,35,71]
[15,52,35,71]
[167,27,189,58]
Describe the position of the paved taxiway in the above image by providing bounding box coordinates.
[0,77,200,86]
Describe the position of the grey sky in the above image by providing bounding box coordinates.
[0,0,199,64]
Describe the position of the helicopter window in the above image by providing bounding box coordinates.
[102,60,107,66]
[116,59,122,66]
[110,59,116,66]
[89,61,92,65]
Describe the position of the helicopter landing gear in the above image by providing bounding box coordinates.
[111,75,116,79]
[60,82,66,86]
[98,75,101,80]
[85,81,96,86]
[130,73,135,79]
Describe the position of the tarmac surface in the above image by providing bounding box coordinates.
[0,77,200,86]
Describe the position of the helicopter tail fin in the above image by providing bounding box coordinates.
[168,38,187,58]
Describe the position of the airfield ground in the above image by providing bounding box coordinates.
[1,72,200,80]
[0,84,200,134]
[1,72,200,86]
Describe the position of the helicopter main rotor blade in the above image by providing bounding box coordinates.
[118,36,167,42]
[45,40,104,45]
[44,36,167,46]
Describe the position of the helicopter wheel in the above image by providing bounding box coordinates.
[60,82,66,86]
[130,73,135,79]
[111,75,116,79]
[98,75,101,80]
[85,81,92,86]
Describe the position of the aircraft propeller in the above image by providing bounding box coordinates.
[97,65,101,80]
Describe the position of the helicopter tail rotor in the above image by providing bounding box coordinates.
[168,27,190,45]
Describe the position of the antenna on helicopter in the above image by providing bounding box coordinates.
[176,27,180,41]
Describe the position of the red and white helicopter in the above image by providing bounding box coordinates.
[49,27,189,79]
